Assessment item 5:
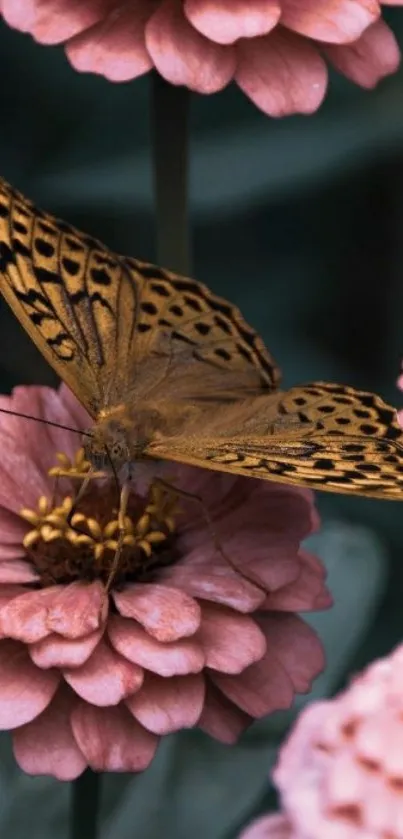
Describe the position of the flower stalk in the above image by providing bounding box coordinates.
[151,72,190,272]
[71,769,101,839]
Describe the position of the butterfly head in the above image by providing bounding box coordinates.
[82,406,159,473]
[82,419,132,473]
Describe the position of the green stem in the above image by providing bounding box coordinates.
[70,768,101,839]
[151,72,191,274]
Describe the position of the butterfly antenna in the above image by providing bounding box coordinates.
[0,407,91,436]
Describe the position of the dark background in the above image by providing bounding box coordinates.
[0,9,402,837]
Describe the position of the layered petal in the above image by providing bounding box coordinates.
[198,682,252,744]
[107,614,205,676]
[197,603,267,674]
[71,702,159,772]
[1,0,402,114]
[63,639,144,705]
[324,18,400,86]
[113,583,201,641]
[211,615,324,717]
[67,1,153,81]
[0,641,59,729]
[280,0,380,43]
[13,688,86,780]
[126,671,205,734]
[30,627,103,669]
[44,581,106,638]
[184,0,281,44]
[235,30,328,117]
[145,0,236,92]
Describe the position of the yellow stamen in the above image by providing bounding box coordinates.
[103,520,119,539]
[135,513,151,537]
[85,518,103,540]
[94,543,105,562]
[20,508,40,525]
[23,530,40,548]
[20,450,179,587]
[137,540,152,558]
[70,512,87,528]
[46,514,68,529]
[38,496,49,515]
[40,524,60,542]
[147,531,169,544]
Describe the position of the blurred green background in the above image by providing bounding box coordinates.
[0,9,402,838]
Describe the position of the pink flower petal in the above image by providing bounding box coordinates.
[12,688,86,780]
[239,813,294,839]
[0,587,61,643]
[29,628,103,669]
[280,0,380,44]
[262,551,332,612]
[197,603,266,674]
[0,545,28,561]
[113,583,201,641]
[146,0,236,93]
[107,614,205,677]
[0,560,38,584]
[198,681,251,744]
[0,435,50,513]
[0,583,105,643]
[160,565,266,612]
[126,671,205,734]
[64,639,144,705]
[211,646,296,717]
[258,614,325,694]
[0,640,59,728]
[0,585,27,607]
[324,18,400,87]
[45,581,106,638]
[234,550,301,595]
[184,0,281,45]
[0,386,83,479]
[71,701,158,772]
[236,28,328,117]
[67,1,153,82]
[0,508,28,546]
[219,599,324,715]
[1,0,113,44]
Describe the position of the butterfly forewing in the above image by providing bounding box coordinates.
[0,177,279,418]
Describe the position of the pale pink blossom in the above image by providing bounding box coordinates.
[0,384,329,779]
[240,642,403,839]
[1,1,402,116]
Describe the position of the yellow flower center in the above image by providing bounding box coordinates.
[20,449,180,587]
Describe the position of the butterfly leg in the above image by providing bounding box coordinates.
[104,480,131,593]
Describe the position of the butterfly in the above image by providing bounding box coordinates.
[0,174,402,502]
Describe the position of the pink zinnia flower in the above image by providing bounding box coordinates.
[240,643,403,839]
[1,1,402,116]
[0,383,329,780]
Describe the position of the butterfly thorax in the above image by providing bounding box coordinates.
[83,403,164,472]
[82,401,198,473]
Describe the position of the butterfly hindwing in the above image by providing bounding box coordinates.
[146,383,403,499]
